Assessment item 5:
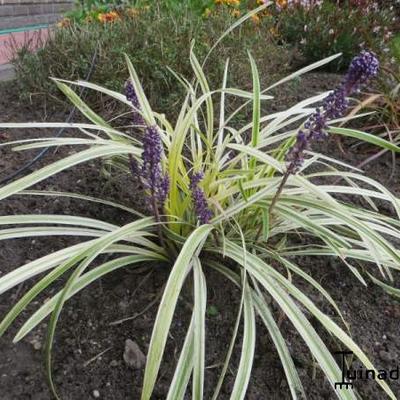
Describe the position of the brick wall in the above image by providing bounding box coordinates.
[0,0,73,30]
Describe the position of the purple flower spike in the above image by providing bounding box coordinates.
[159,174,170,205]
[140,125,169,209]
[286,50,379,173]
[286,130,309,170]
[125,79,144,125]
[190,172,213,225]
[346,50,379,89]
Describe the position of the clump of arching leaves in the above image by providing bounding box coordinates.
[1,5,400,400]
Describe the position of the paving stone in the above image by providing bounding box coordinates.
[0,1,73,30]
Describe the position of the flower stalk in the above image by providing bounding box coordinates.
[132,125,169,247]
[125,79,144,126]
[263,51,379,234]
[190,172,213,225]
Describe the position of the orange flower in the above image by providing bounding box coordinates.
[269,26,279,37]
[231,8,241,17]
[251,14,261,24]
[98,11,120,23]
[57,18,71,28]
[215,0,240,5]
[275,0,287,8]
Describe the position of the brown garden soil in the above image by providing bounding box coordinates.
[0,73,400,400]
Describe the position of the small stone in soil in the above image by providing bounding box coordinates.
[29,338,42,351]
[93,389,100,398]
[118,300,129,311]
[379,350,395,363]
[123,339,146,369]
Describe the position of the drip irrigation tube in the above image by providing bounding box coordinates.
[0,43,99,186]
[0,24,50,36]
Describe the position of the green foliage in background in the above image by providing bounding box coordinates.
[11,4,289,115]
[277,0,398,71]
[390,34,400,64]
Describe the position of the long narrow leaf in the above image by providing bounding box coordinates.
[141,224,213,400]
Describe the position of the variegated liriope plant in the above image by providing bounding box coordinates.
[1,10,400,400]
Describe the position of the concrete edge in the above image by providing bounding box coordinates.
[0,63,15,81]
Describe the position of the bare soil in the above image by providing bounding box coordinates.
[0,74,400,400]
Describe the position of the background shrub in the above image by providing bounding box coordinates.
[11,0,397,113]
[11,4,290,115]
[276,0,398,71]
[68,0,215,20]
[390,33,400,64]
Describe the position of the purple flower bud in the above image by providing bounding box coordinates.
[190,171,204,187]
[159,174,170,205]
[125,79,144,125]
[286,130,308,170]
[190,172,213,225]
[322,87,349,120]
[346,50,379,89]
[286,50,379,173]
[140,125,169,209]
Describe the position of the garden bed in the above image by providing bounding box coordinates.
[0,72,400,400]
